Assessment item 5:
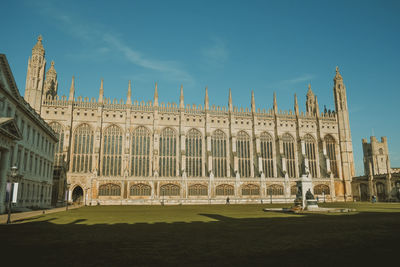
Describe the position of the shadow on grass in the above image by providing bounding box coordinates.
[1,211,400,266]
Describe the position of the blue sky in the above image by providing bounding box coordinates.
[1,0,399,175]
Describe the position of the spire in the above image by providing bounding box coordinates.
[179,84,184,109]
[204,86,209,110]
[306,83,315,114]
[307,83,314,97]
[228,88,232,112]
[98,78,104,103]
[294,93,299,116]
[273,92,277,113]
[32,35,45,55]
[315,96,320,117]
[127,80,132,105]
[334,66,342,80]
[251,90,255,113]
[68,76,75,101]
[154,82,158,107]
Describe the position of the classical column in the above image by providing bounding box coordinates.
[0,149,10,214]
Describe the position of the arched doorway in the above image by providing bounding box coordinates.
[72,185,84,204]
[360,184,369,201]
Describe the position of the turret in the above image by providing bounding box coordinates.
[43,60,58,98]
[306,83,315,114]
[24,35,46,113]
[315,96,320,117]
[332,66,355,200]
[273,92,277,114]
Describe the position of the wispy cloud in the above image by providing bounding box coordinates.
[201,37,229,68]
[32,2,194,84]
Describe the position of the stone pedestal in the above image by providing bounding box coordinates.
[300,174,313,208]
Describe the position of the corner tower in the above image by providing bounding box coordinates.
[24,35,46,113]
[43,60,58,99]
[333,66,355,199]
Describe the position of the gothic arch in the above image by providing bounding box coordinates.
[237,130,251,177]
[211,129,228,177]
[130,126,151,177]
[102,124,123,176]
[159,128,177,177]
[72,123,94,173]
[260,132,274,177]
[282,133,296,178]
[304,134,317,178]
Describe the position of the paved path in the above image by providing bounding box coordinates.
[0,205,83,224]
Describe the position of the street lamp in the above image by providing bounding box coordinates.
[66,182,71,211]
[7,166,18,224]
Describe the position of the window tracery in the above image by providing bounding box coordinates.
[304,134,317,178]
[260,132,274,177]
[325,135,338,177]
[216,184,234,196]
[188,184,208,196]
[102,125,123,176]
[130,183,151,196]
[159,128,177,177]
[72,124,94,173]
[131,127,150,177]
[237,131,251,177]
[98,183,121,196]
[313,184,330,195]
[267,184,284,196]
[282,133,296,178]
[186,129,202,177]
[241,184,260,196]
[160,183,180,196]
[211,130,227,177]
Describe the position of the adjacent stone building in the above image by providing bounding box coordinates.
[24,36,355,205]
[352,136,400,201]
[0,53,58,213]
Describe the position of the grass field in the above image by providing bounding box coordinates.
[2,202,400,266]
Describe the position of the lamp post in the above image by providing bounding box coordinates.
[7,166,18,224]
[66,182,71,211]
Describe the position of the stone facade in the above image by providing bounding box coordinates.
[352,136,400,201]
[24,36,355,205]
[0,53,58,214]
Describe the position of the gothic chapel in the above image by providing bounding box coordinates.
[24,36,355,205]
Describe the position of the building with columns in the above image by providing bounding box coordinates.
[0,53,58,214]
[352,136,400,201]
[25,36,355,205]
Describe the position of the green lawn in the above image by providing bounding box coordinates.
[2,203,400,266]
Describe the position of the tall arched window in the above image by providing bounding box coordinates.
[72,124,94,173]
[216,184,234,196]
[325,135,338,177]
[160,183,180,196]
[159,128,177,177]
[237,131,251,177]
[50,122,64,166]
[188,184,208,196]
[260,132,274,177]
[211,130,227,177]
[131,127,151,177]
[282,133,296,178]
[98,183,121,196]
[304,134,317,178]
[186,129,202,177]
[130,183,151,196]
[102,125,123,176]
